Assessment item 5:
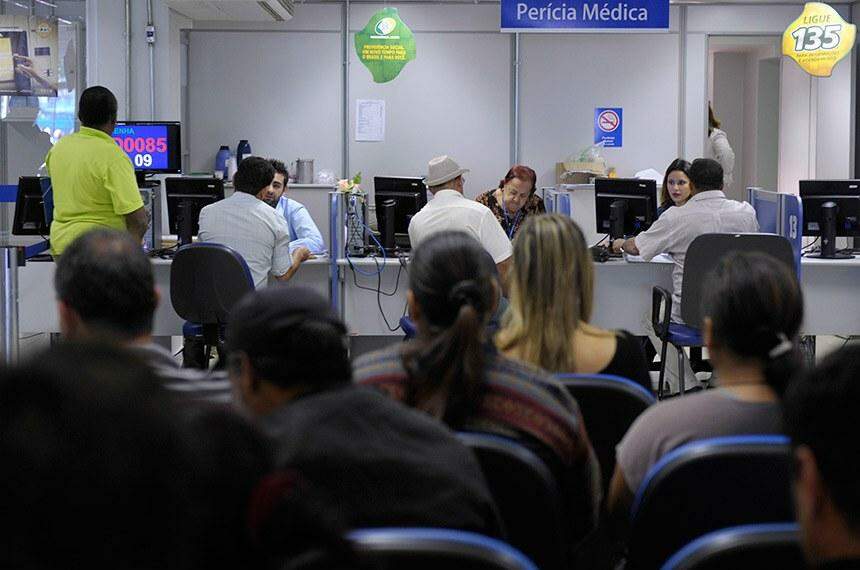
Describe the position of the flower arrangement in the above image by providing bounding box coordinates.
[337,172,363,193]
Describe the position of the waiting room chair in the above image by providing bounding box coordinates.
[651,233,795,398]
[556,373,656,494]
[627,435,794,570]
[456,432,567,570]
[660,523,803,570]
[170,243,254,368]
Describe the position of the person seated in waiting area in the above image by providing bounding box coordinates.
[198,156,311,289]
[409,155,513,288]
[496,214,651,392]
[225,285,503,536]
[783,346,860,569]
[475,165,545,240]
[607,251,803,529]
[353,231,601,546]
[656,158,692,218]
[260,159,327,255]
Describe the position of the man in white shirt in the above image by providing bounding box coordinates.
[198,157,311,288]
[409,155,512,284]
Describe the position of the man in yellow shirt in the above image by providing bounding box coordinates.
[46,86,148,255]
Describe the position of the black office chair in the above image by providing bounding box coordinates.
[660,523,804,570]
[345,528,537,570]
[556,373,656,494]
[651,233,795,398]
[626,435,794,570]
[456,432,567,570]
[170,243,254,368]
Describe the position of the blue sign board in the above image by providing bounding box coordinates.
[594,107,622,148]
[501,0,669,31]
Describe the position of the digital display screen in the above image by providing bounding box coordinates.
[112,124,169,170]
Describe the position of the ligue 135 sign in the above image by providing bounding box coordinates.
[782,2,856,77]
[501,0,669,31]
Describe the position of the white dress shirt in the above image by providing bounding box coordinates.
[634,190,758,323]
[408,189,512,263]
[198,191,292,289]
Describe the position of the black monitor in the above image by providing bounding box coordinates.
[594,178,657,240]
[799,180,860,259]
[112,122,182,185]
[374,176,428,252]
[165,177,224,246]
[12,176,51,236]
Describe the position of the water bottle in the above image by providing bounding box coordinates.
[236,140,252,165]
[215,145,231,179]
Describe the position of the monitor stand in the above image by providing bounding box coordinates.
[136,171,159,188]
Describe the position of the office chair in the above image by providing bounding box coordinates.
[556,373,656,494]
[170,243,254,368]
[660,523,803,570]
[651,233,795,398]
[346,528,538,570]
[456,432,568,570]
[627,435,794,570]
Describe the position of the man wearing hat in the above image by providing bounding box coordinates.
[409,155,512,284]
[225,286,503,535]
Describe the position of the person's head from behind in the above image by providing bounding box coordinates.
[496,214,592,372]
[404,231,498,427]
[263,159,289,208]
[497,165,537,214]
[784,346,860,564]
[0,342,197,569]
[226,286,351,416]
[426,155,468,195]
[689,158,724,193]
[661,158,692,207]
[78,85,118,132]
[234,156,276,200]
[702,251,803,397]
[55,229,157,343]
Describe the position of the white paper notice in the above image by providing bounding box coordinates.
[355,99,385,142]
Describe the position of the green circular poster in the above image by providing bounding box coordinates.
[355,8,417,83]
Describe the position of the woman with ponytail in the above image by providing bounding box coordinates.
[354,231,601,545]
[608,250,804,524]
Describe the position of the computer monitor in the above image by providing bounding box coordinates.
[12,176,51,236]
[799,180,860,259]
[374,176,428,251]
[594,178,657,240]
[112,121,182,180]
[165,177,224,246]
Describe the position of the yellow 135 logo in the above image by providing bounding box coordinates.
[791,24,841,51]
[783,3,856,77]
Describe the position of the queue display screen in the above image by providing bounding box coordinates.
[112,121,181,173]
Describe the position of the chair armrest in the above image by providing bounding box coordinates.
[651,287,672,340]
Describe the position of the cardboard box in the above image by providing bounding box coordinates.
[556,161,606,185]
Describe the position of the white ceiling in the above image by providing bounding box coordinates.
[165,1,294,22]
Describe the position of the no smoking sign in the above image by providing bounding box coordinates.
[594,107,623,147]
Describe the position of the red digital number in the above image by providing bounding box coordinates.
[134,138,146,153]
[145,138,156,153]
[124,138,136,153]
[155,137,167,153]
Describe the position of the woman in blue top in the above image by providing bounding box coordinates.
[656,159,692,218]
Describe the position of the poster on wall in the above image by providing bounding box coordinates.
[355,8,416,84]
[355,99,386,142]
[594,107,622,148]
[782,2,856,78]
[501,0,669,32]
[0,16,59,96]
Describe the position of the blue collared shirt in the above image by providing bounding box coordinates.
[275,196,326,255]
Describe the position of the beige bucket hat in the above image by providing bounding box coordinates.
[425,155,470,187]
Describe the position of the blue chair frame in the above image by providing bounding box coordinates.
[660,523,802,570]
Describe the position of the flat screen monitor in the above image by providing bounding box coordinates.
[374,176,428,250]
[165,177,224,246]
[594,178,657,240]
[112,121,181,173]
[12,176,51,236]
[799,180,860,237]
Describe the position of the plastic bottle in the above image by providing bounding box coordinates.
[215,145,231,179]
[236,140,252,165]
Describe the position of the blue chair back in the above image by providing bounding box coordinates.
[627,435,794,570]
[347,528,538,570]
[170,243,254,325]
[556,374,655,493]
[681,234,795,328]
[660,523,803,570]
[456,432,567,570]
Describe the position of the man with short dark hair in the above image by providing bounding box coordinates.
[226,286,503,535]
[266,159,326,255]
[198,156,310,288]
[46,85,148,255]
[784,346,860,568]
